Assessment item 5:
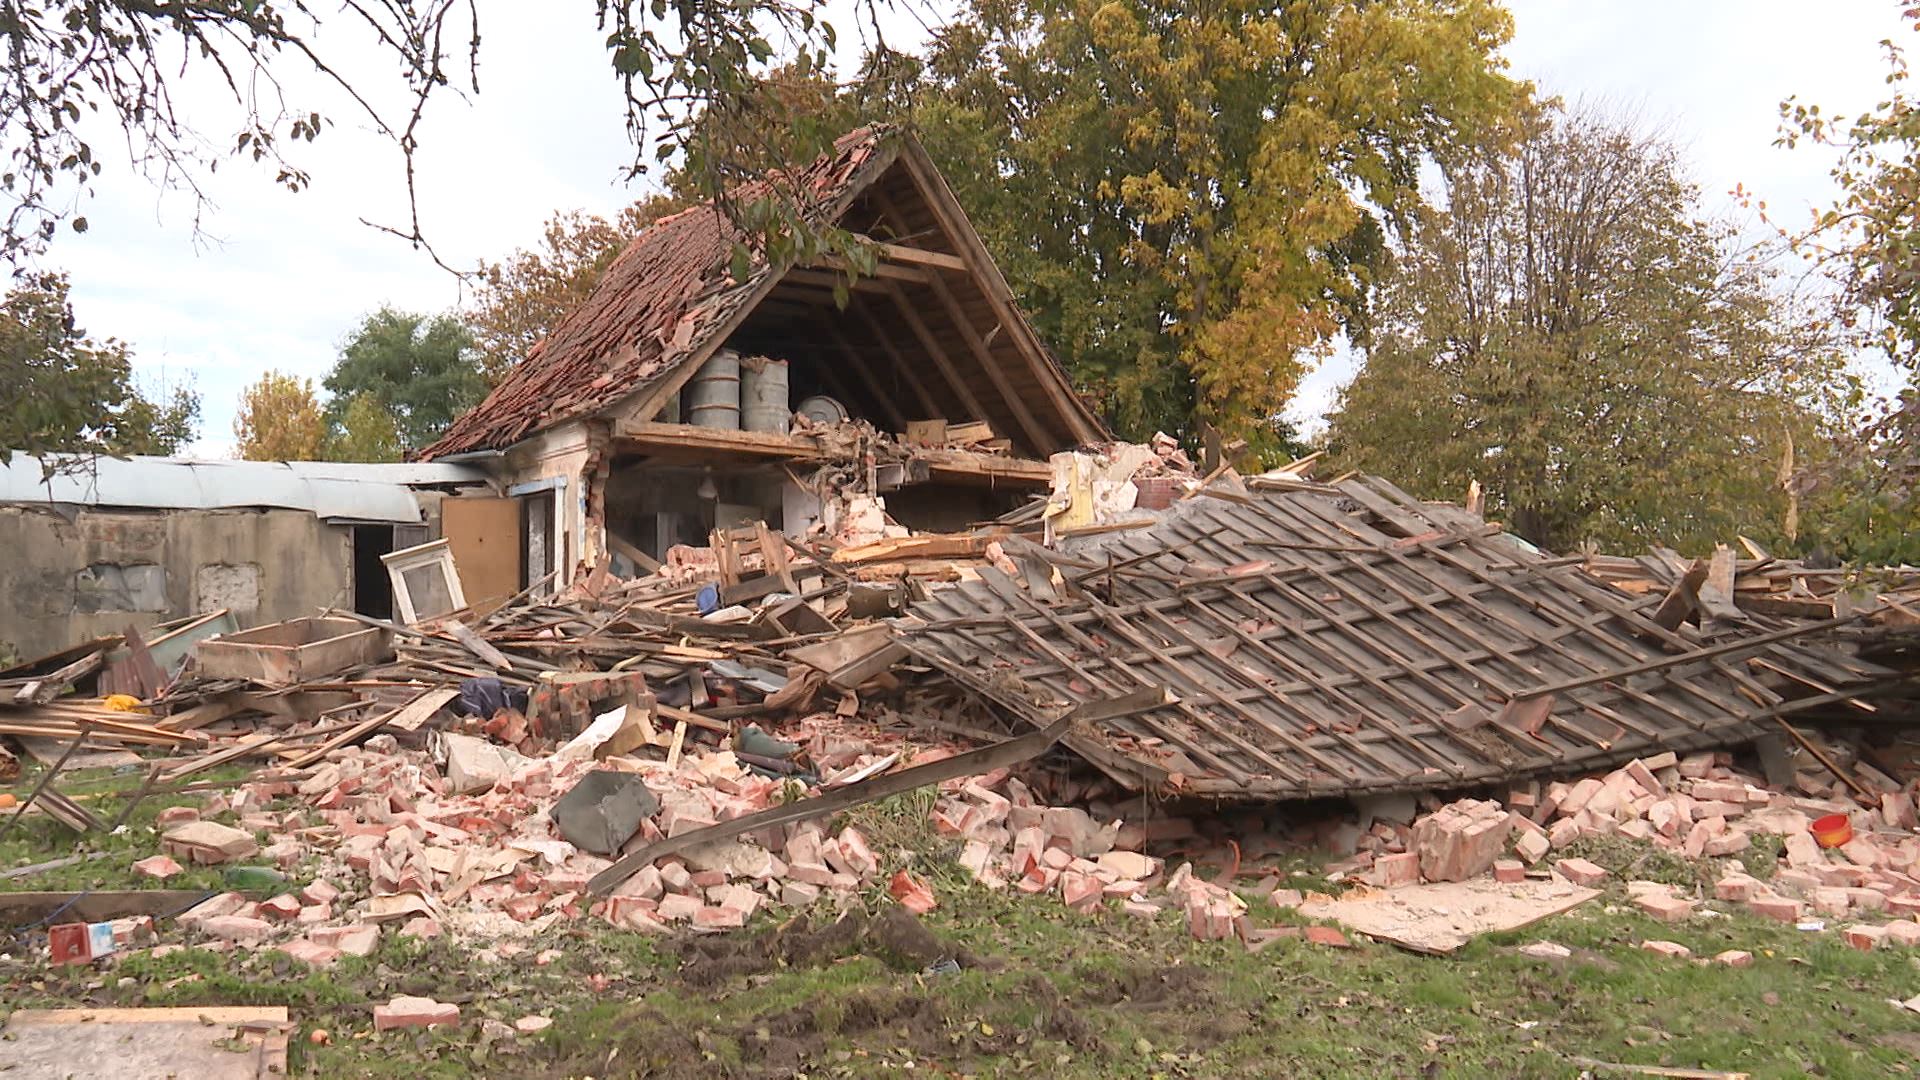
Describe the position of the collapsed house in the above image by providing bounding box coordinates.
[0,456,491,659]
[11,127,1920,979]
[420,126,1106,597]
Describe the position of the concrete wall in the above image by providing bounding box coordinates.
[0,505,353,661]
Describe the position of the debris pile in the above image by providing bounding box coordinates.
[12,450,1920,970]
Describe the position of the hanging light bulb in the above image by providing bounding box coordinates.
[696,470,718,501]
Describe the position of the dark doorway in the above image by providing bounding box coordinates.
[352,525,396,619]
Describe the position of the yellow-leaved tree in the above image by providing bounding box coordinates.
[233,371,325,462]
[918,0,1529,459]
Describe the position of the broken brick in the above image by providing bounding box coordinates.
[1303,925,1350,948]
[1634,894,1695,923]
[1411,799,1511,883]
[1554,858,1609,888]
[130,855,183,881]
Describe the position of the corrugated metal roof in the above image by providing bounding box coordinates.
[0,455,491,523]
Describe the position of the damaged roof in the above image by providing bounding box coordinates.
[424,127,1105,460]
[897,476,1903,801]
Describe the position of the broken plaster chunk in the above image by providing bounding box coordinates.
[374,996,461,1032]
[161,821,259,864]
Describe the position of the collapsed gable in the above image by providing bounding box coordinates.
[425,127,1105,461]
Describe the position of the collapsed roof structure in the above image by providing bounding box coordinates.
[898,473,1915,800]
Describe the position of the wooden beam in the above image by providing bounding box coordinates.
[846,298,944,421]
[921,448,1052,486]
[817,256,931,284]
[847,234,970,272]
[921,270,1056,454]
[781,268,891,295]
[613,421,829,461]
[876,283,994,426]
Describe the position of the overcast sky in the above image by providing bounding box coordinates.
[39,0,1915,456]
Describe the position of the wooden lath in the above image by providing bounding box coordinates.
[895,479,1906,800]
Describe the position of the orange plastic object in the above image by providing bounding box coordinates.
[47,923,90,965]
[1811,812,1854,849]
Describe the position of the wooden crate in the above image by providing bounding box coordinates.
[194,617,391,687]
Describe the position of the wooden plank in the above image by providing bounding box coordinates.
[122,623,166,698]
[280,705,401,771]
[605,530,664,573]
[386,686,461,733]
[1698,545,1745,622]
[155,697,245,733]
[905,419,948,446]
[11,647,108,705]
[655,704,731,735]
[848,236,970,272]
[612,421,827,462]
[1650,560,1709,631]
[442,496,526,612]
[832,534,997,564]
[444,621,514,672]
[0,890,211,927]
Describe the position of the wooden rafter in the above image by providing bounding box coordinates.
[877,280,1005,441]
[870,190,1056,453]
[813,316,913,431]
[848,294,950,422]
[923,272,1056,452]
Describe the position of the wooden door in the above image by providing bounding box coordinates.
[441,497,523,615]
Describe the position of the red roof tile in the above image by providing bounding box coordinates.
[423,128,893,458]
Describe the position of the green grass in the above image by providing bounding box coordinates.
[0,761,264,895]
[6,765,1920,1076]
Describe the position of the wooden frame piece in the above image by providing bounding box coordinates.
[381,539,468,625]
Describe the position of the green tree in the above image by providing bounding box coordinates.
[1326,107,1854,554]
[325,308,485,451]
[1776,8,1920,555]
[234,371,325,461]
[913,0,1527,457]
[324,393,402,462]
[0,272,198,464]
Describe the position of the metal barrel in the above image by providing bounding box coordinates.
[739,355,791,434]
[685,350,741,430]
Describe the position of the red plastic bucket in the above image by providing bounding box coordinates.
[1811,813,1853,849]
